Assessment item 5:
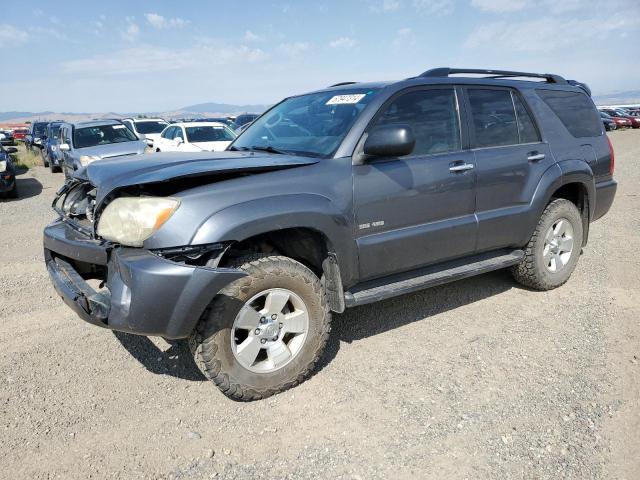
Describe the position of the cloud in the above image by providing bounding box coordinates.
[0,24,29,47]
[121,17,140,42]
[412,0,454,15]
[28,26,67,41]
[278,42,311,58]
[471,0,533,13]
[393,27,416,47]
[144,13,190,29]
[370,0,401,13]
[244,30,263,42]
[62,43,269,76]
[329,37,356,49]
[464,13,640,52]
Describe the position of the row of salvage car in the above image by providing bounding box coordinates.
[23,116,254,178]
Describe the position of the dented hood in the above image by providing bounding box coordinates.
[77,151,320,204]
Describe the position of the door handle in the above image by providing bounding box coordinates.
[449,163,474,172]
[527,152,545,162]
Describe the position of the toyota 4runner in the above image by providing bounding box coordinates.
[44,68,617,400]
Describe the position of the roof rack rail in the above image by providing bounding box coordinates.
[329,81,358,87]
[419,67,567,84]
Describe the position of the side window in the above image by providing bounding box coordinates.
[512,93,541,144]
[467,88,518,148]
[123,120,135,133]
[174,127,184,140]
[372,88,461,155]
[536,89,602,138]
[162,126,174,139]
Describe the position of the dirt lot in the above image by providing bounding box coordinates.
[1,134,638,479]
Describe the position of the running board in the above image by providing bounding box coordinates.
[344,249,524,308]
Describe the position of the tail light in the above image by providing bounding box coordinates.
[607,136,615,175]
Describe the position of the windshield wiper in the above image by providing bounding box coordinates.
[248,145,287,155]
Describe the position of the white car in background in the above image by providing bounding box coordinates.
[121,118,169,148]
[154,122,237,152]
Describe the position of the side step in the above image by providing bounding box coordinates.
[344,249,524,308]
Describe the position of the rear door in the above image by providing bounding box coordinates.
[353,86,477,281]
[463,87,553,252]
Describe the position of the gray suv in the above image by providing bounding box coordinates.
[44,68,616,400]
[58,120,147,178]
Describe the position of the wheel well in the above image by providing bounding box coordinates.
[218,228,332,278]
[549,182,589,246]
[550,182,587,213]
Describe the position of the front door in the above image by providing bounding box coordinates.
[353,87,477,281]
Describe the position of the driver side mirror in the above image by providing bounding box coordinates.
[175,137,184,145]
[5,147,18,154]
[59,143,70,152]
[363,124,415,159]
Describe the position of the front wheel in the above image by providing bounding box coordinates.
[511,199,583,290]
[190,255,331,401]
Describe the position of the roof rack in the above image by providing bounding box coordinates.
[329,81,358,87]
[419,68,567,84]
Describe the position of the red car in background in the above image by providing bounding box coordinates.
[600,109,640,129]
[12,128,28,141]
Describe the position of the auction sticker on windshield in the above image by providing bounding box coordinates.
[326,94,366,105]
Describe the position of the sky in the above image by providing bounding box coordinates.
[1,0,639,113]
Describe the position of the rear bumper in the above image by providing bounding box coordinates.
[593,178,617,221]
[44,219,245,339]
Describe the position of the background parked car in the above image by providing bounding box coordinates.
[599,108,640,128]
[233,113,260,130]
[58,120,147,178]
[12,128,28,142]
[25,121,48,151]
[42,122,64,172]
[154,121,237,152]
[193,117,238,129]
[121,118,169,148]
[0,130,15,146]
[0,144,18,198]
[600,112,617,131]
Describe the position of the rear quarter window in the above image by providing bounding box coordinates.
[537,89,602,138]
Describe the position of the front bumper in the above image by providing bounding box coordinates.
[44,219,245,338]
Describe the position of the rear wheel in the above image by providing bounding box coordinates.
[190,255,331,401]
[511,198,583,290]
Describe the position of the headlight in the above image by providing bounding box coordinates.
[0,161,6,172]
[80,155,100,166]
[97,197,180,247]
[34,138,41,143]
[51,146,57,151]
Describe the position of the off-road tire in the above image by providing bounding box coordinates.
[511,198,583,290]
[190,255,331,401]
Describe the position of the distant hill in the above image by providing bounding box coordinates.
[594,90,640,105]
[0,111,55,122]
[0,102,269,124]
[179,102,268,114]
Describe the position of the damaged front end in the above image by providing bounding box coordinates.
[44,178,245,339]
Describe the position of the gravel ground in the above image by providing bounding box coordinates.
[1,133,638,479]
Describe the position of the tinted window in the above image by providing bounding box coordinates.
[468,89,518,148]
[135,121,168,134]
[174,127,184,140]
[161,126,175,139]
[537,89,602,137]
[185,126,236,142]
[513,94,540,143]
[373,88,460,155]
[73,124,138,149]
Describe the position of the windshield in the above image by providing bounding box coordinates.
[185,126,236,142]
[47,124,62,137]
[34,123,47,135]
[73,124,139,149]
[135,121,168,134]
[231,89,379,157]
